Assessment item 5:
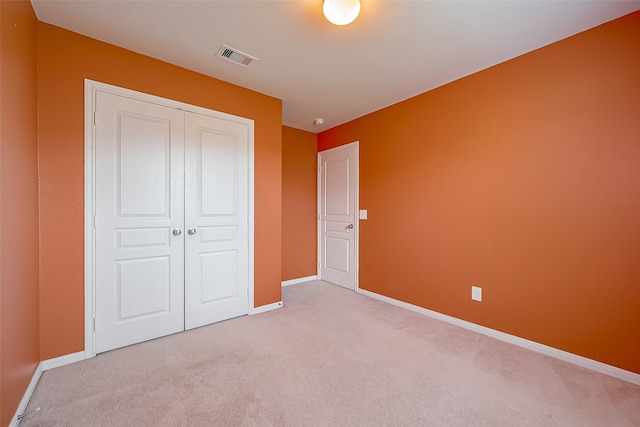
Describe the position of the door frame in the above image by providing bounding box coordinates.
[317,141,360,291]
[83,79,255,358]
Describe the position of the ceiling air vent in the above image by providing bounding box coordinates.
[216,44,257,67]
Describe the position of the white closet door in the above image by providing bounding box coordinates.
[94,92,185,353]
[184,112,249,330]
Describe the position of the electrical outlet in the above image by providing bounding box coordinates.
[472,286,482,302]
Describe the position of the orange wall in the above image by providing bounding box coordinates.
[282,126,317,281]
[37,23,282,360]
[318,12,640,374]
[0,0,40,424]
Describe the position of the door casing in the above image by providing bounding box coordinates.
[317,141,359,291]
[84,80,255,358]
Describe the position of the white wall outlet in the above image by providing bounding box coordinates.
[359,209,368,220]
[472,286,482,302]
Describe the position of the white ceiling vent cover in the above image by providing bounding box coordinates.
[216,44,257,67]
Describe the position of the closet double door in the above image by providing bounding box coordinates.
[94,92,249,353]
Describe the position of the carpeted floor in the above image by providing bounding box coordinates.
[21,280,640,426]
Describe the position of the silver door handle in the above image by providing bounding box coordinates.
[188,228,197,235]
[347,224,354,229]
[172,228,182,236]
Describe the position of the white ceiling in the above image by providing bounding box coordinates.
[31,0,640,133]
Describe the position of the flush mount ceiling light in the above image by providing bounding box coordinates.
[323,0,361,26]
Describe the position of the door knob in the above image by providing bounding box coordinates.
[172,228,182,236]
[188,228,197,236]
[347,224,354,229]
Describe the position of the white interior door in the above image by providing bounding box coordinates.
[184,112,249,330]
[93,88,252,353]
[319,143,358,290]
[94,92,185,353]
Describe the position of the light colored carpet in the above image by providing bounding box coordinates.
[21,280,640,426]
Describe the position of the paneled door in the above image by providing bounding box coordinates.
[318,143,358,290]
[94,91,250,353]
[184,112,249,330]
[94,92,186,353]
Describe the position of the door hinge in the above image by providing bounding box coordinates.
[93,111,97,125]
[93,214,97,228]
[93,318,96,331]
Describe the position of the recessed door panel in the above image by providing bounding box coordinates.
[325,220,351,233]
[118,115,170,216]
[325,237,350,274]
[199,226,237,243]
[200,251,238,303]
[200,131,237,216]
[325,157,350,216]
[118,257,171,319]
[116,228,169,249]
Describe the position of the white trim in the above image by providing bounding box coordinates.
[354,143,359,292]
[10,363,43,427]
[247,120,255,313]
[282,275,317,287]
[40,351,85,371]
[84,79,255,356]
[84,79,97,358]
[10,351,87,426]
[317,142,359,291]
[249,301,283,315]
[317,150,321,281]
[357,288,640,386]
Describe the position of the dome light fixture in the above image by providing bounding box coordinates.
[323,0,361,26]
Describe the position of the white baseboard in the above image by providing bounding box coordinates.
[10,350,85,426]
[357,288,640,386]
[249,300,283,315]
[282,275,318,287]
[10,362,43,427]
[40,351,85,371]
